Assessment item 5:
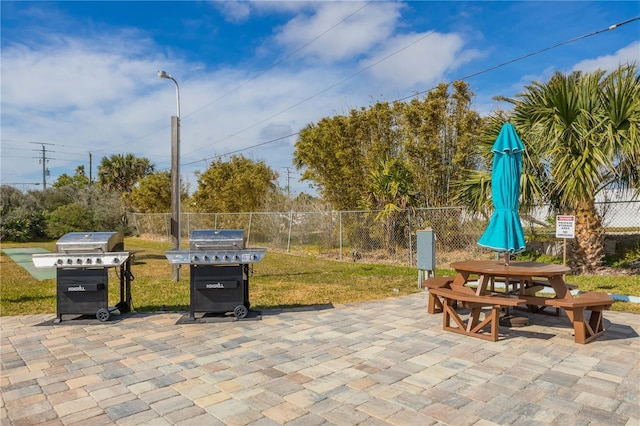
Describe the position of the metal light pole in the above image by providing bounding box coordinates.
[158,70,181,281]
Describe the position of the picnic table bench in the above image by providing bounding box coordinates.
[429,286,527,342]
[423,276,455,314]
[543,292,613,344]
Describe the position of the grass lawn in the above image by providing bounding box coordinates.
[2,237,639,316]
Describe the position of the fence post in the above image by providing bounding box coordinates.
[408,209,413,266]
[247,212,253,246]
[186,213,190,240]
[287,211,293,253]
[339,211,343,261]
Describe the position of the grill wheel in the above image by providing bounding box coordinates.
[233,305,248,319]
[96,308,110,322]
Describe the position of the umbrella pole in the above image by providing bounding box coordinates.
[504,252,510,266]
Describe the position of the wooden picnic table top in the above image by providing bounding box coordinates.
[450,260,571,277]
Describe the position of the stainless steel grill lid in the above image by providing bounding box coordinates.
[33,231,129,269]
[189,229,244,250]
[56,232,124,253]
[166,229,266,265]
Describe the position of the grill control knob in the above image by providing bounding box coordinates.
[57,259,63,265]
[67,259,73,265]
[96,258,102,264]
[76,258,82,264]
[112,257,119,264]
[203,255,209,261]
[251,255,258,261]
[192,255,199,262]
[213,255,219,261]
[232,255,239,261]
[86,258,92,265]
[223,255,229,261]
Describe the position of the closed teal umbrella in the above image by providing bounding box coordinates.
[477,122,526,265]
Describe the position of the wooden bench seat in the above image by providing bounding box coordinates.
[543,292,613,344]
[429,287,527,342]
[423,276,455,314]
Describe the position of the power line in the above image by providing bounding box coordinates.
[186,5,483,157]
[398,16,640,101]
[121,2,374,150]
[181,132,298,167]
[187,15,639,162]
[184,1,374,122]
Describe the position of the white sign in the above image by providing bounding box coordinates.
[556,215,575,238]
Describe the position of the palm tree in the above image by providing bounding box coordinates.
[97,154,154,193]
[364,156,417,253]
[460,65,639,273]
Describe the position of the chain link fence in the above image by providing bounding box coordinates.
[128,200,640,268]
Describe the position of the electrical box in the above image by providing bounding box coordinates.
[416,229,436,288]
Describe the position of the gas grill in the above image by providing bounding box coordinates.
[165,229,266,320]
[32,232,134,323]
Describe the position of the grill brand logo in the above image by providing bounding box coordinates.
[206,282,225,289]
[68,285,86,291]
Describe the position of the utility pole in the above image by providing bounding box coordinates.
[89,152,93,184]
[282,167,291,200]
[31,142,54,190]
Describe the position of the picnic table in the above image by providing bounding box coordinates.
[426,260,613,344]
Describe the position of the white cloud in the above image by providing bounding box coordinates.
[273,2,403,63]
[361,31,481,89]
[214,0,252,23]
[572,41,640,73]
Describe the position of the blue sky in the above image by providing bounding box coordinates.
[1,1,638,196]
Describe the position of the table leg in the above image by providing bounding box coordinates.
[452,271,470,287]
[548,275,571,299]
[476,274,491,296]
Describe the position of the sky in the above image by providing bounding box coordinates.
[1,1,639,197]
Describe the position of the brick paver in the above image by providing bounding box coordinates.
[1,292,639,425]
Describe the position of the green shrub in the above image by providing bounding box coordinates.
[0,207,47,242]
[45,202,94,238]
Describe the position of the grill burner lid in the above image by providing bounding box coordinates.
[166,229,266,265]
[32,231,129,269]
[56,232,124,253]
[190,229,244,250]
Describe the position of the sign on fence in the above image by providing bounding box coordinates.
[556,215,576,239]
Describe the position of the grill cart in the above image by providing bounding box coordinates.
[32,232,134,323]
[165,229,266,320]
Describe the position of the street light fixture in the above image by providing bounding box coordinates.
[158,70,181,281]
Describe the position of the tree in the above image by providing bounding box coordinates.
[125,171,186,213]
[459,64,639,273]
[364,156,417,252]
[97,154,154,193]
[294,114,374,210]
[53,165,90,189]
[399,81,482,208]
[293,81,482,210]
[192,155,279,213]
